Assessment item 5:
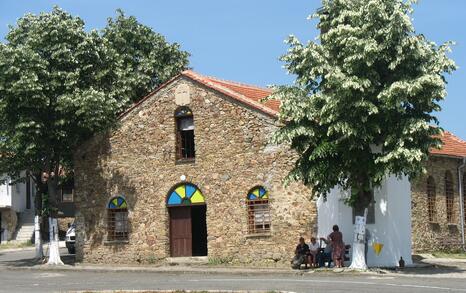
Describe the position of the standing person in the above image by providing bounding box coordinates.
[328,225,345,268]
[309,237,320,267]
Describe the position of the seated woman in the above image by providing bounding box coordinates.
[308,237,320,267]
[291,237,310,269]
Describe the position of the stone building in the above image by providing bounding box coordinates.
[411,131,466,252]
[74,71,317,265]
[74,70,465,265]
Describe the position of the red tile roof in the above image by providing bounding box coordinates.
[119,70,277,119]
[431,131,466,158]
[119,70,466,159]
[182,70,277,116]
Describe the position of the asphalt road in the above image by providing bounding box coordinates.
[1,249,465,293]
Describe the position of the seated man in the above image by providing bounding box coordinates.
[309,237,320,267]
[291,237,310,269]
[317,237,332,268]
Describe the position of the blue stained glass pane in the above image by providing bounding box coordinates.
[185,184,196,198]
[248,193,257,200]
[108,202,116,208]
[117,197,123,207]
[259,187,266,197]
[168,192,182,205]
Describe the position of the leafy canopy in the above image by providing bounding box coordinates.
[271,0,456,206]
[0,7,189,190]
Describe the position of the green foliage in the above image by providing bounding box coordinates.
[103,9,190,105]
[0,7,189,209]
[271,0,456,206]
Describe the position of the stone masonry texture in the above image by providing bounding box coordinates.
[74,76,317,265]
[411,156,465,252]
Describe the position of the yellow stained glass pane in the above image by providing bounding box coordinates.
[112,198,118,207]
[190,190,205,203]
[262,192,269,199]
[175,185,186,198]
[252,189,260,197]
[120,201,127,208]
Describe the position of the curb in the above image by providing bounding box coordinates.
[3,263,382,277]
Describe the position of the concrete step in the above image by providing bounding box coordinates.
[166,256,208,265]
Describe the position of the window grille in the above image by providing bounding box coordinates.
[107,196,129,241]
[463,173,466,223]
[427,176,437,222]
[445,171,455,223]
[175,107,195,160]
[247,186,271,234]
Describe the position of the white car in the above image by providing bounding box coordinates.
[65,222,76,254]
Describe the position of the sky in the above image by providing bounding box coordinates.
[1,0,465,139]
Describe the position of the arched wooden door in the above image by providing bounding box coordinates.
[167,183,207,257]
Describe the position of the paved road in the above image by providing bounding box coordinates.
[1,269,466,293]
[1,250,465,293]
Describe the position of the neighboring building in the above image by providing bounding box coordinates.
[411,131,466,252]
[74,71,316,265]
[0,172,35,243]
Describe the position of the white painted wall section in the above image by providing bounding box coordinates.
[317,175,413,267]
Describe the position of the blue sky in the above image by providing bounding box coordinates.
[1,0,465,139]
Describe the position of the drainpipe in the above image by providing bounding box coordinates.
[459,157,466,252]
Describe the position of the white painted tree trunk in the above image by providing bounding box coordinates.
[46,217,63,265]
[349,208,368,270]
[34,215,43,259]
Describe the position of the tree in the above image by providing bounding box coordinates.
[0,7,189,264]
[103,9,190,105]
[271,0,456,268]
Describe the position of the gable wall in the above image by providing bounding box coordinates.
[74,77,316,265]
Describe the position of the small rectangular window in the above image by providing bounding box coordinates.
[62,188,74,202]
[176,116,195,160]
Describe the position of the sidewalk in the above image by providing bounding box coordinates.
[1,249,465,278]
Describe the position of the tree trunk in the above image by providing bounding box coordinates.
[349,187,372,270]
[33,174,44,260]
[46,171,63,265]
[349,208,368,270]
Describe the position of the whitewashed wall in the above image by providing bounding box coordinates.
[0,177,12,208]
[317,175,413,267]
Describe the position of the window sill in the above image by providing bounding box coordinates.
[245,232,272,238]
[104,240,129,245]
[447,223,458,226]
[175,158,195,165]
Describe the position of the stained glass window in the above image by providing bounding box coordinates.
[167,183,205,206]
[247,186,269,200]
[247,186,271,234]
[107,196,128,241]
[108,196,127,209]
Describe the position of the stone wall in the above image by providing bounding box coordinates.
[74,77,317,265]
[411,156,464,252]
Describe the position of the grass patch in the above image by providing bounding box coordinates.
[0,240,33,250]
[431,251,466,259]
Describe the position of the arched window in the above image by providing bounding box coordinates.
[247,186,271,234]
[463,173,466,223]
[175,106,195,161]
[167,183,205,206]
[107,196,129,241]
[427,176,436,222]
[445,171,454,223]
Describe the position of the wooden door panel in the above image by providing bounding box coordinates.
[169,207,192,257]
